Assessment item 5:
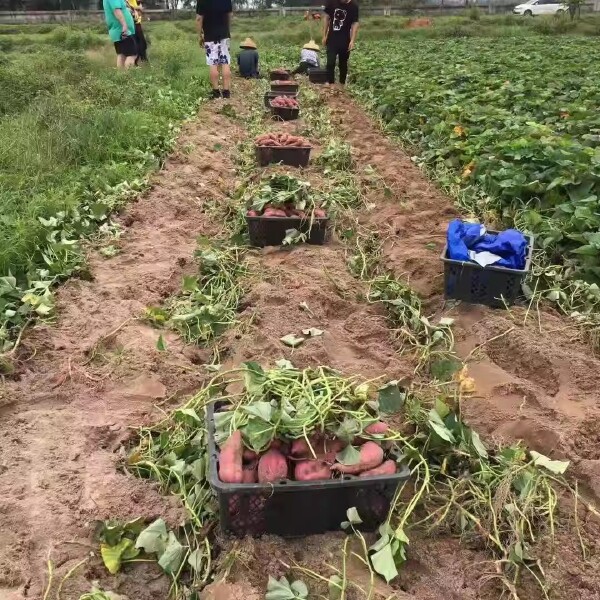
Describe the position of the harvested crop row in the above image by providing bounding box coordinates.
[270,96,299,109]
[254,132,310,147]
[217,426,397,483]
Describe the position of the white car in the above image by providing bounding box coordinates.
[513,0,567,15]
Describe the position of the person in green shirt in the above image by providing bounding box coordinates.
[103,0,138,69]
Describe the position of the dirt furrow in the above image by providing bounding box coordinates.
[0,102,247,600]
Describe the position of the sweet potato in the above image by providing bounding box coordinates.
[246,210,258,217]
[331,441,384,475]
[243,448,258,461]
[219,431,243,483]
[319,438,346,463]
[365,421,389,436]
[358,459,396,478]
[291,435,320,457]
[258,449,288,483]
[242,459,258,483]
[255,132,309,149]
[295,460,331,481]
[314,208,327,219]
[271,96,299,109]
[264,208,287,217]
[268,438,290,455]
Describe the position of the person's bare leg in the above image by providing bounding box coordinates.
[117,54,125,69]
[209,65,219,89]
[124,55,137,68]
[222,64,231,91]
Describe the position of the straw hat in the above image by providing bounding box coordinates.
[240,37,257,49]
[303,40,320,51]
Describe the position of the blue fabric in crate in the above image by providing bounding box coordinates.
[447,220,528,270]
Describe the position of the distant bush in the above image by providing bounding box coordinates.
[533,15,576,34]
[468,6,481,21]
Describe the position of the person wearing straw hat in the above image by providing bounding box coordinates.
[237,37,259,79]
[292,40,320,76]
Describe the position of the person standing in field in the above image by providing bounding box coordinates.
[103,0,138,69]
[127,0,148,64]
[196,0,233,99]
[322,0,359,86]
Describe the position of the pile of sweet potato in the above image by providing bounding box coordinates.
[272,80,297,86]
[270,96,299,109]
[271,68,290,77]
[218,421,397,484]
[254,132,310,148]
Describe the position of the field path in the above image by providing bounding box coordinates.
[0,100,249,600]
[1,82,600,600]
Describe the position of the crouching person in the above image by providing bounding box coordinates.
[238,37,259,78]
[292,40,320,75]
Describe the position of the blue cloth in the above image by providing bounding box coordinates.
[447,220,528,270]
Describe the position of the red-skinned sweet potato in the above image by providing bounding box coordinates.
[292,436,346,462]
[258,449,288,483]
[219,431,243,483]
[358,459,396,478]
[319,438,346,463]
[268,439,290,455]
[331,441,384,475]
[242,459,258,483]
[243,448,258,461]
[365,421,389,435]
[291,435,320,457]
[295,459,331,481]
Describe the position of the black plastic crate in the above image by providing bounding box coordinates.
[308,68,328,84]
[271,81,299,93]
[246,214,328,246]
[263,90,298,109]
[270,69,291,81]
[206,402,410,537]
[441,232,534,308]
[255,145,311,167]
[270,103,299,121]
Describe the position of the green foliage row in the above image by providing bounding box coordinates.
[0,21,209,348]
[350,35,600,310]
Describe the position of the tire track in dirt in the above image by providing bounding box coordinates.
[322,89,600,598]
[0,99,249,600]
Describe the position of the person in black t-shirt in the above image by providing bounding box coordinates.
[322,0,359,86]
[196,0,233,99]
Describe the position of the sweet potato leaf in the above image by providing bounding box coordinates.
[280,334,305,348]
[158,532,184,574]
[378,381,405,414]
[370,542,398,583]
[530,450,569,474]
[136,518,168,554]
[101,539,139,575]
[336,444,361,466]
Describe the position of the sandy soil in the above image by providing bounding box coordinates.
[1,81,600,600]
